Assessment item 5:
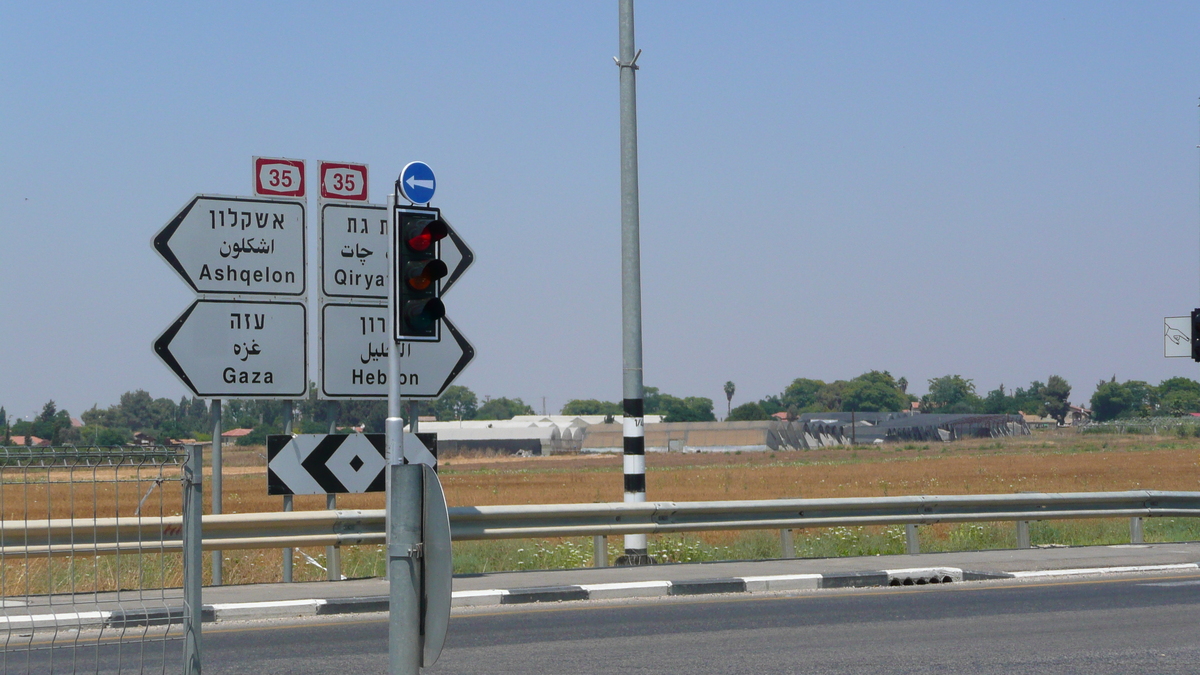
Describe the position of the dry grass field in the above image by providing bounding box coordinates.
[5,428,1200,590]
[140,427,1200,515]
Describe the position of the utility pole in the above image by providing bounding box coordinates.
[617,0,650,565]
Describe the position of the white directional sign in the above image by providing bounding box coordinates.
[267,432,436,495]
[154,299,307,398]
[1165,316,1191,358]
[320,303,474,399]
[320,203,389,300]
[154,195,306,296]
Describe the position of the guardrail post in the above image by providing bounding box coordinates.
[327,493,341,581]
[780,528,795,558]
[905,523,919,555]
[1130,517,1144,544]
[593,535,608,567]
[183,444,203,675]
[282,495,294,582]
[1016,520,1031,549]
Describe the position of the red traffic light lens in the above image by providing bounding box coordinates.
[405,218,449,252]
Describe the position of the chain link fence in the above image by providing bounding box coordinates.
[0,445,198,673]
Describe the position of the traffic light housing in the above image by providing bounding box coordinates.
[394,206,449,340]
[1192,309,1200,362]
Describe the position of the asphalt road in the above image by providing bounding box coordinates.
[19,574,1200,674]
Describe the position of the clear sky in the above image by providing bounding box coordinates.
[2,1,1199,421]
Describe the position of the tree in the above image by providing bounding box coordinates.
[1041,375,1071,425]
[1089,377,1155,421]
[476,397,535,420]
[660,396,716,423]
[639,387,716,422]
[723,381,735,419]
[815,380,849,412]
[1011,381,1046,416]
[561,399,623,416]
[37,400,57,424]
[727,402,770,421]
[921,375,982,414]
[1090,377,1133,421]
[432,385,477,421]
[1158,377,1200,415]
[780,379,824,411]
[842,371,908,412]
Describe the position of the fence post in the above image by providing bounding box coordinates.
[905,523,920,555]
[1016,520,1031,549]
[1130,517,1144,544]
[780,528,795,558]
[594,535,608,567]
[211,399,222,586]
[183,444,204,675]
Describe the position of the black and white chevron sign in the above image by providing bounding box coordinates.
[266,432,436,496]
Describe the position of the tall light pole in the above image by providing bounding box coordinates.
[617,0,650,565]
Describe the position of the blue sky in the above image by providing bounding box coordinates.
[2,1,1199,421]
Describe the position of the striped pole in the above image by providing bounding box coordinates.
[617,0,652,565]
[622,398,646,561]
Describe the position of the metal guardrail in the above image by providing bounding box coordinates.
[3,490,1197,557]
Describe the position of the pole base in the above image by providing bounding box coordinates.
[615,550,658,566]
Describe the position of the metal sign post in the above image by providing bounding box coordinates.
[385,174,460,671]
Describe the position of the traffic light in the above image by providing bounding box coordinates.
[394,206,449,340]
[1192,309,1200,362]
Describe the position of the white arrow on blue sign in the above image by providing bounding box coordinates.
[398,161,436,204]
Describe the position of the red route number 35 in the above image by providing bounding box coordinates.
[319,161,368,201]
[254,157,306,198]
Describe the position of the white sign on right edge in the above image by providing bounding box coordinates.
[1165,316,1191,358]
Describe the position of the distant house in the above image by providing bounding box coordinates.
[9,436,49,447]
[220,428,254,447]
[1021,414,1057,429]
[131,432,156,446]
[1068,406,1092,425]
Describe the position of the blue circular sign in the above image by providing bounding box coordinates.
[398,161,436,204]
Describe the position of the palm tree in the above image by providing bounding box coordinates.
[723,381,736,419]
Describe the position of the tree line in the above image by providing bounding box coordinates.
[721,371,1074,424]
[0,385,539,447]
[3,373,1199,447]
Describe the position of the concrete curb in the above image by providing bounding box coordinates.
[6,562,1195,628]
[210,566,1006,620]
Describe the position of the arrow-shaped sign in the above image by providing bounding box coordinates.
[440,220,474,296]
[267,433,436,495]
[154,299,307,398]
[153,195,306,296]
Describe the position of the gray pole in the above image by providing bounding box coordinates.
[617,0,649,564]
[282,405,293,583]
[182,443,203,675]
[386,193,423,674]
[326,415,340,581]
[211,398,222,586]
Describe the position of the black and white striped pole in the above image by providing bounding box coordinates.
[616,0,653,565]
